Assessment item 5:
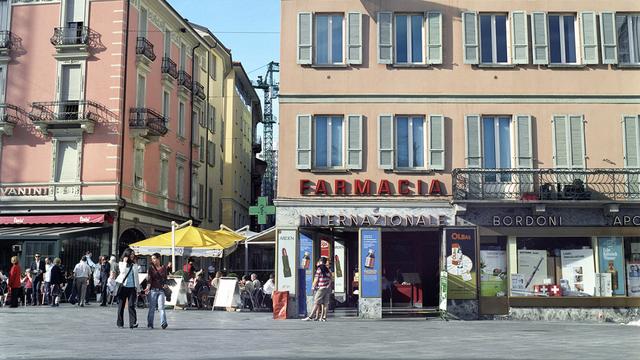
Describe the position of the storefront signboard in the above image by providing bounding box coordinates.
[480,250,507,297]
[517,250,548,294]
[627,263,640,297]
[334,241,346,296]
[299,233,314,297]
[460,207,640,227]
[597,237,626,295]
[277,230,297,295]
[359,228,381,298]
[445,228,477,299]
[561,249,596,296]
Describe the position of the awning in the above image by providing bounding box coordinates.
[0,214,106,225]
[0,226,105,240]
[240,226,275,245]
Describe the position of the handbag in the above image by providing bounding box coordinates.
[114,264,134,298]
[163,285,172,302]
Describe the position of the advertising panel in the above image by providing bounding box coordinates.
[277,229,297,295]
[360,228,381,298]
[445,228,477,299]
[517,250,548,294]
[597,237,626,295]
[299,233,314,297]
[480,250,507,297]
[628,262,640,297]
[561,249,596,296]
[334,241,346,295]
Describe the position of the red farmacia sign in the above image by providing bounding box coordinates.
[299,179,444,196]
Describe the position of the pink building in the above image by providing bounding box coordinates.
[0,0,213,270]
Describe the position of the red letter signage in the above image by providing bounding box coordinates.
[335,179,347,195]
[354,179,372,195]
[429,179,442,195]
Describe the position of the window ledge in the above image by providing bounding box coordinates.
[309,168,351,174]
[390,63,430,68]
[546,63,586,69]
[392,169,436,174]
[477,63,517,69]
[616,63,640,69]
[309,64,349,69]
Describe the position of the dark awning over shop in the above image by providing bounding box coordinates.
[0,226,105,240]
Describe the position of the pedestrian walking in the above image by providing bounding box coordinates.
[146,253,170,329]
[99,255,111,306]
[43,257,53,305]
[29,253,45,305]
[8,256,23,308]
[73,256,91,307]
[302,257,332,322]
[115,248,140,329]
[49,258,64,307]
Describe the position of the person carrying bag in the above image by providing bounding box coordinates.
[114,248,140,329]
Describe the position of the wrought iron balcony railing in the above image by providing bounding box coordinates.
[0,104,26,124]
[178,70,192,91]
[29,100,102,122]
[452,168,640,201]
[161,57,178,79]
[129,108,168,137]
[0,31,13,49]
[50,26,89,46]
[136,37,156,62]
[193,81,206,100]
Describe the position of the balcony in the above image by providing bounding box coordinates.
[452,168,640,202]
[193,81,206,101]
[29,100,104,134]
[161,57,178,80]
[0,103,26,136]
[136,37,156,66]
[178,70,192,94]
[129,107,168,139]
[50,25,90,55]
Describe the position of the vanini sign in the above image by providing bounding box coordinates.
[0,186,50,196]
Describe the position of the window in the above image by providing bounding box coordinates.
[209,54,217,80]
[164,29,171,58]
[191,173,198,211]
[315,14,343,65]
[207,187,213,222]
[180,43,186,71]
[160,156,168,197]
[552,115,585,168]
[314,116,343,168]
[176,160,185,202]
[0,0,10,31]
[178,102,185,137]
[208,105,215,133]
[134,144,144,188]
[548,14,577,64]
[139,7,148,37]
[162,90,170,128]
[198,184,205,219]
[480,14,508,64]
[192,111,199,139]
[55,140,79,182]
[199,136,205,162]
[136,74,145,107]
[617,14,640,65]
[395,14,423,64]
[396,116,425,168]
[207,140,215,166]
[482,116,512,182]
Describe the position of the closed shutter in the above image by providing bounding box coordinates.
[61,65,82,101]
[378,114,394,169]
[377,12,393,64]
[580,12,598,64]
[347,12,363,65]
[426,12,443,64]
[553,115,569,168]
[297,12,312,64]
[515,115,533,168]
[623,115,640,168]
[296,114,312,169]
[56,141,79,182]
[600,12,618,64]
[569,115,585,168]
[347,115,363,170]
[462,12,479,64]
[464,115,481,168]
[511,11,529,64]
[0,0,10,31]
[139,7,148,36]
[66,0,86,23]
[136,74,145,107]
[429,115,445,170]
[531,12,549,65]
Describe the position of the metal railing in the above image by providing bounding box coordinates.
[136,37,156,61]
[50,26,89,46]
[193,81,206,100]
[178,70,192,91]
[129,107,168,136]
[29,100,102,122]
[0,104,26,124]
[452,168,640,201]
[161,57,178,79]
[0,31,13,49]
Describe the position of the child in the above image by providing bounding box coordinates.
[22,272,33,306]
[106,271,116,304]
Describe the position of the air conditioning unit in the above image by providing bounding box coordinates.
[11,244,22,253]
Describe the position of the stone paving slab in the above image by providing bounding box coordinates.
[0,305,639,360]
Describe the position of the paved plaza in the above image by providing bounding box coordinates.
[0,305,638,360]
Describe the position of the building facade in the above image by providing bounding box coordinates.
[277,0,640,320]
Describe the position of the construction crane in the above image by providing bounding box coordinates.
[253,61,279,205]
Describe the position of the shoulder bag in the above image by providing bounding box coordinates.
[113,264,133,298]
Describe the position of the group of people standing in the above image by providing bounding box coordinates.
[4,255,65,308]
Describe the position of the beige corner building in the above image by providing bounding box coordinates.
[276,0,640,320]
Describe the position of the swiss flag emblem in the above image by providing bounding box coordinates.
[549,284,562,297]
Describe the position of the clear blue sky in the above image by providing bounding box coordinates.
[168,0,281,146]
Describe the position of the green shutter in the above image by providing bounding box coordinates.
[531,12,549,65]
[623,115,640,168]
[600,12,618,64]
[347,12,363,65]
[426,12,442,64]
[580,12,598,64]
[465,115,481,167]
[553,115,569,168]
[378,114,394,169]
[570,115,585,168]
[462,12,478,64]
[296,114,312,169]
[297,12,312,64]
[515,115,533,168]
[347,115,363,170]
[377,12,393,64]
[511,11,529,64]
[429,115,445,170]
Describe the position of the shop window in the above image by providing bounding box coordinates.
[624,237,640,297]
[480,236,508,297]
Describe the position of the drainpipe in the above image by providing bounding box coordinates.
[204,50,210,227]
[189,42,200,222]
[114,0,132,256]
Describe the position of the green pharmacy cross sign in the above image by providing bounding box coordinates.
[249,197,276,225]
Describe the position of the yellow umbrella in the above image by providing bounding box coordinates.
[129,225,243,259]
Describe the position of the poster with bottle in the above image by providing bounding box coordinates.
[480,250,507,297]
[360,228,381,298]
[628,262,640,297]
[277,229,297,295]
[299,233,314,297]
[597,237,625,295]
[445,228,477,299]
[561,249,596,296]
[517,250,548,295]
[334,241,346,296]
